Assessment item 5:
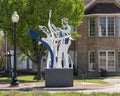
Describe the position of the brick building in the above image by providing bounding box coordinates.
[76,0,120,76]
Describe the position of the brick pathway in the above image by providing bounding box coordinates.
[0,82,112,91]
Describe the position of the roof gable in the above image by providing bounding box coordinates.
[84,0,92,6]
[85,3,120,14]
[85,0,120,8]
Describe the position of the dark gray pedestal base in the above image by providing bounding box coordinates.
[45,68,73,87]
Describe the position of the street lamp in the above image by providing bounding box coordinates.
[11,11,19,86]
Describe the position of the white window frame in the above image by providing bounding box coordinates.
[88,50,95,71]
[98,16,115,37]
[118,51,120,70]
[88,17,95,37]
[98,50,115,71]
[118,17,120,37]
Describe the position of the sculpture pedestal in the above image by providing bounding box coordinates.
[45,68,73,87]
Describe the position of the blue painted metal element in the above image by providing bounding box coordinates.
[29,29,54,68]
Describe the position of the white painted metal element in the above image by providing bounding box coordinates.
[39,10,73,68]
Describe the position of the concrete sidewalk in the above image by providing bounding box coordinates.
[0,82,112,91]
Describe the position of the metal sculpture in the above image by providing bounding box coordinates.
[30,10,73,68]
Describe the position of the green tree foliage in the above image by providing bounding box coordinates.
[0,0,84,80]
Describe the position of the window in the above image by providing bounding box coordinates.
[99,51,106,70]
[99,17,114,37]
[108,51,115,71]
[99,50,115,71]
[89,17,95,36]
[118,18,120,37]
[88,51,95,71]
[118,52,120,69]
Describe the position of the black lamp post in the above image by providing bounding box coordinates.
[11,11,19,86]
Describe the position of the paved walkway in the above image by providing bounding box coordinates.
[1,78,120,93]
[75,78,120,94]
[0,82,111,91]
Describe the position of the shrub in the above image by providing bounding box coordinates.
[100,69,107,77]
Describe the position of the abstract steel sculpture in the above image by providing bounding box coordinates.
[30,10,73,69]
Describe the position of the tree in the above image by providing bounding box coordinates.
[0,0,84,80]
[0,30,5,69]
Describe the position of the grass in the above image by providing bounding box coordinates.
[74,76,108,84]
[0,91,119,96]
[18,75,44,82]
[0,75,107,84]
[0,75,43,83]
[106,76,120,79]
[74,79,108,84]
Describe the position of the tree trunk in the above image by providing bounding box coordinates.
[34,45,45,80]
[34,59,41,80]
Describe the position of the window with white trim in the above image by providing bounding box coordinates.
[88,51,95,71]
[89,17,95,36]
[99,50,115,71]
[118,51,120,69]
[99,17,114,37]
[118,17,120,37]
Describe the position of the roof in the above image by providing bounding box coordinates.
[84,0,120,14]
[85,3,120,14]
[84,0,92,5]
[84,0,120,6]
[118,0,120,2]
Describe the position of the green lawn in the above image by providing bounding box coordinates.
[0,75,43,83]
[18,75,44,82]
[0,91,119,96]
[0,75,107,84]
[74,79,107,84]
[74,76,108,84]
